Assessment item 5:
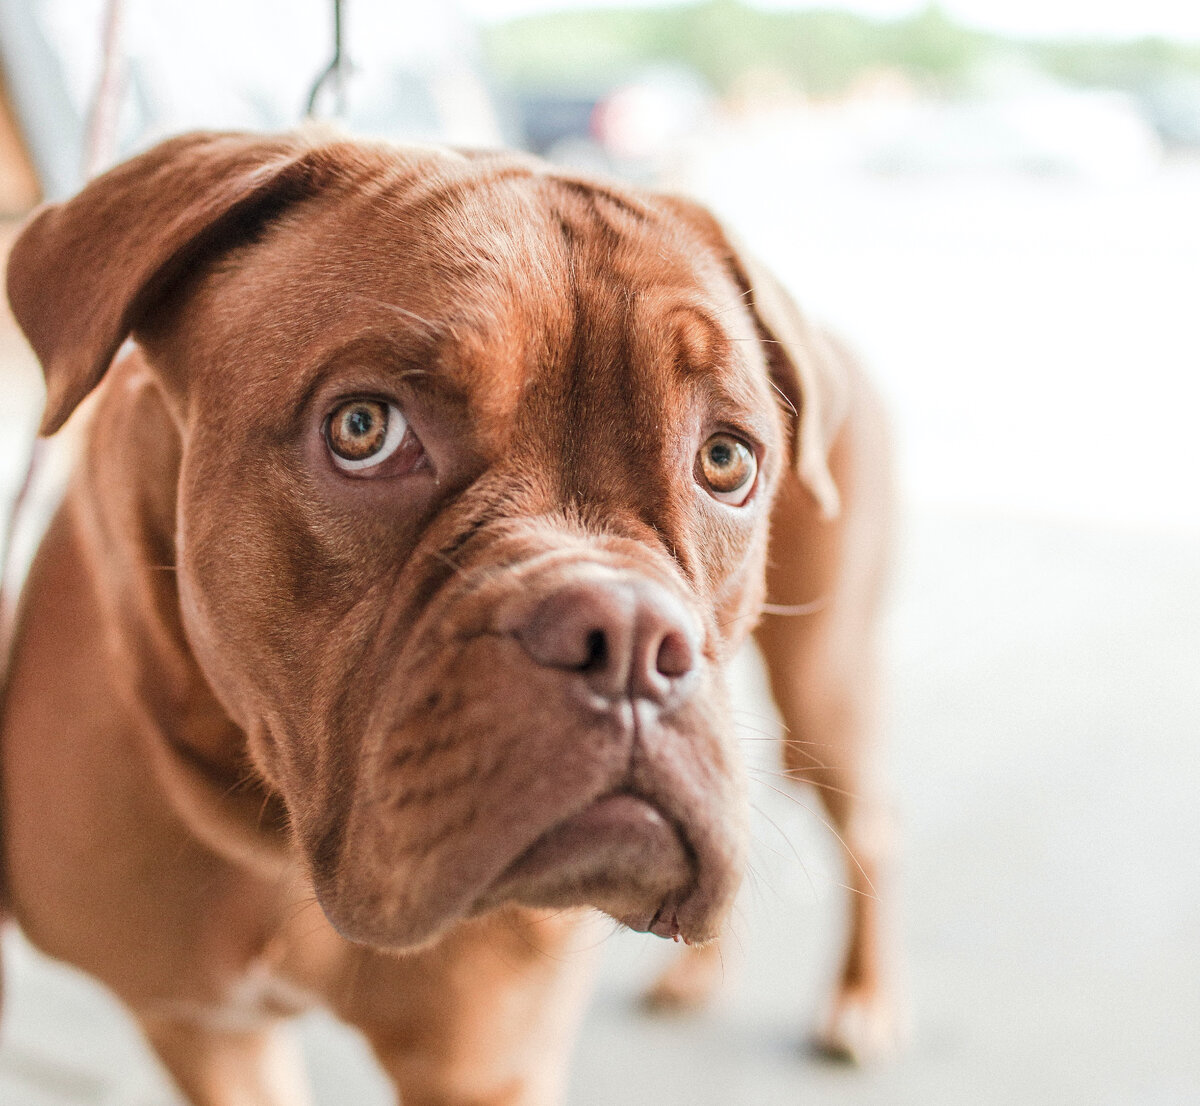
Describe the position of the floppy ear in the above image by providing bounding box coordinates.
[6,130,337,436]
[657,196,849,518]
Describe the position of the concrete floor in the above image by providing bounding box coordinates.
[2,155,1198,1103]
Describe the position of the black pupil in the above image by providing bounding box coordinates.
[710,441,733,467]
[347,407,376,437]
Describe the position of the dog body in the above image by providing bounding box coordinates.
[0,133,895,1104]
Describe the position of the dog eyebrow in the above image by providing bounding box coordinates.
[278,326,463,442]
[664,305,730,378]
[306,328,447,381]
[349,296,446,345]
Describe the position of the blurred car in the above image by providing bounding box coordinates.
[512,65,713,182]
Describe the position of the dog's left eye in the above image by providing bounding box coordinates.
[325,399,418,474]
[697,433,757,506]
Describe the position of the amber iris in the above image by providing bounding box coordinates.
[699,433,755,499]
[328,399,389,461]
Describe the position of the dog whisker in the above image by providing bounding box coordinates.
[714,939,728,987]
[731,720,779,741]
[766,377,797,417]
[753,765,862,799]
[215,768,264,803]
[340,942,367,1008]
[729,707,782,724]
[750,801,819,904]
[281,895,326,939]
[494,908,592,966]
[835,882,880,902]
[732,709,795,737]
[746,830,799,869]
[722,902,751,957]
[350,294,442,340]
[731,721,834,751]
[256,788,279,834]
[750,781,877,899]
[430,547,468,578]
[760,598,828,616]
[744,737,838,769]
[734,737,835,751]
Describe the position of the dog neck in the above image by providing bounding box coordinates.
[68,350,294,880]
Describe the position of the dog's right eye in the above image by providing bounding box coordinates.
[325,399,418,474]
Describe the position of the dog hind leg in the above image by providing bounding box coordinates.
[767,671,902,1065]
[754,387,903,1065]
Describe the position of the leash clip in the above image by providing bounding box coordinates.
[305,0,353,121]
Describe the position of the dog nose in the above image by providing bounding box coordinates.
[513,579,698,704]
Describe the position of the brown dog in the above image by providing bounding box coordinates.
[0,131,896,1104]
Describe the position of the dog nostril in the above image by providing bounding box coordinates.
[582,629,609,672]
[509,577,699,704]
[655,629,694,679]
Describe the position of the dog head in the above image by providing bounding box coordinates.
[8,132,843,948]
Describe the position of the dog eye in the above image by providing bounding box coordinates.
[325,399,412,473]
[697,433,757,505]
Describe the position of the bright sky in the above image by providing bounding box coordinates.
[460,0,1200,41]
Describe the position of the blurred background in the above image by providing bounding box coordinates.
[0,1,1197,1103]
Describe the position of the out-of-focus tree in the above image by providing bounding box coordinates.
[484,0,1200,100]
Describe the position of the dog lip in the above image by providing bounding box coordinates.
[482,790,694,923]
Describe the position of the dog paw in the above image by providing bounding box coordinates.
[812,987,906,1065]
[641,944,724,1014]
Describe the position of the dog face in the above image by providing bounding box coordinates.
[8,133,840,950]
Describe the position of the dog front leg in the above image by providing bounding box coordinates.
[350,910,594,1106]
[369,1050,561,1106]
[366,997,580,1106]
[138,1014,312,1106]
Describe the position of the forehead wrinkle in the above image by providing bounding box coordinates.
[549,182,650,261]
[624,289,775,446]
[552,175,655,222]
[432,265,575,451]
[341,169,578,443]
[432,323,525,406]
[368,162,573,309]
[373,160,537,225]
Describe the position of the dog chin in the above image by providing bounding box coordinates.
[309,788,734,950]
[474,791,696,938]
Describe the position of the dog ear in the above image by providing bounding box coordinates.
[7,131,336,436]
[658,196,848,518]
